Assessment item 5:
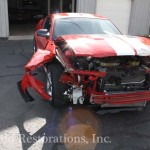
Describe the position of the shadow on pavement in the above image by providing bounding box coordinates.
[16,106,100,150]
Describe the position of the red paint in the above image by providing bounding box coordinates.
[60,70,106,85]
[20,48,55,101]
[25,49,55,71]
[70,70,106,77]
[138,36,150,47]
[35,19,44,31]
[60,35,150,58]
[90,91,150,105]
[21,73,51,101]
[51,13,106,20]
[60,73,78,85]
[60,35,117,57]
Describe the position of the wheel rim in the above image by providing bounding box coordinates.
[47,71,52,96]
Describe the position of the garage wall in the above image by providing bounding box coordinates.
[76,0,96,13]
[0,0,9,38]
[96,0,131,34]
[128,0,150,36]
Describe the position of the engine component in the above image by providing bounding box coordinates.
[70,57,89,70]
[72,87,83,104]
[107,76,116,84]
[90,56,150,92]
[115,77,122,86]
[140,56,150,67]
[100,62,120,67]
[68,56,150,93]
[107,76,122,86]
[97,56,140,68]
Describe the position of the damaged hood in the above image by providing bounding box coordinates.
[59,34,150,58]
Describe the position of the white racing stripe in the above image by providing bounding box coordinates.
[120,37,150,56]
[105,37,135,56]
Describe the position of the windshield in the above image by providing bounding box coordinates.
[53,18,122,40]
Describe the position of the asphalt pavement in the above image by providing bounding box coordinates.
[0,39,150,150]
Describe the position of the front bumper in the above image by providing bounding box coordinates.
[18,73,51,102]
[90,91,150,105]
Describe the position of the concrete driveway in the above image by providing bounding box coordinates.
[0,39,150,150]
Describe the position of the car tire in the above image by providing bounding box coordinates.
[47,63,70,107]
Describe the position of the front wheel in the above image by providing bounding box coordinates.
[46,63,70,107]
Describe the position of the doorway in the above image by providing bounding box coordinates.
[8,0,76,37]
[49,0,76,14]
[8,0,47,36]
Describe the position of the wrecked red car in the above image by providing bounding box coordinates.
[18,13,150,109]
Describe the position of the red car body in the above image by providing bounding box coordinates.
[18,13,150,108]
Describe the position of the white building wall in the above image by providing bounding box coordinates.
[76,0,96,13]
[0,0,9,38]
[96,0,131,34]
[129,0,150,36]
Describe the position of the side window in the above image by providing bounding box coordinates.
[43,17,51,31]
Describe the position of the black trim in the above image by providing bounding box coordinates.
[17,81,35,103]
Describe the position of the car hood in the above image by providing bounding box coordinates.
[59,34,150,58]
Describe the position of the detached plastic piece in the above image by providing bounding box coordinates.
[18,73,51,102]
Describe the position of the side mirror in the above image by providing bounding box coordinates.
[37,29,50,38]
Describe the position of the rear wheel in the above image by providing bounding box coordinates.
[46,63,70,107]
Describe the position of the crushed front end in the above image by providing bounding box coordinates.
[18,34,150,108]
[59,55,150,107]
[55,35,150,107]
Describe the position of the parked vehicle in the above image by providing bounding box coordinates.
[18,13,150,109]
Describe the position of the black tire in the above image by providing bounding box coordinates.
[47,63,70,107]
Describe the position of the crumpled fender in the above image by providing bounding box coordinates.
[18,49,55,102]
[25,49,55,71]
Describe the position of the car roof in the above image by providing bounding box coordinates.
[49,13,107,20]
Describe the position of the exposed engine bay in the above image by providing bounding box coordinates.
[69,56,150,93]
